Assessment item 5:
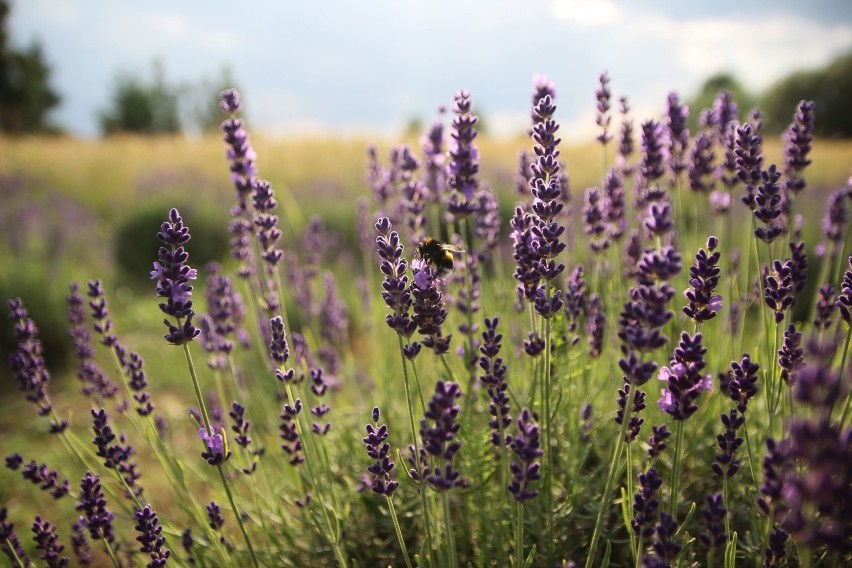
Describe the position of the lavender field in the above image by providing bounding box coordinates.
[1,76,852,567]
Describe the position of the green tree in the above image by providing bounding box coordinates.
[687,73,755,131]
[761,52,852,137]
[99,60,181,135]
[0,0,61,133]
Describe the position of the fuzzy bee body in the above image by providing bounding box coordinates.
[416,238,464,277]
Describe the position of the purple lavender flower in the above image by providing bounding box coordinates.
[422,117,446,200]
[279,399,304,466]
[648,512,682,563]
[563,264,587,335]
[0,507,29,566]
[198,426,231,466]
[229,402,252,450]
[152,208,201,345]
[639,120,666,184]
[67,283,117,400]
[782,100,815,197]
[688,131,715,193]
[753,165,785,243]
[604,168,626,241]
[446,90,479,218]
[616,382,646,442]
[787,240,808,301]
[420,380,466,491]
[31,516,67,568]
[510,206,540,303]
[822,188,849,244]
[309,367,331,436]
[586,294,605,359]
[134,505,170,568]
[646,424,670,460]
[764,529,788,568]
[712,409,744,479]
[479,317,511,448]
[683,236,722,323]
[579,403,593,444]
[180,528,194,564]
[763,259,794,323]
[91,408,143,497]
[727,354,760,410]
[712,91,740,134]
[528,93,567,314]
[411,263,451,354]
[583,187,610,254]
[813,284,836,331]
[251,180,284,273]
[376,217,415,338]
[363,407,399,497]
[76,472,115,543]
[595,72,612,145]
[657,332,712,421]
[201,263,245,368]
[5,454,70,500]
[508,408,543,502]
[699,493,727,549]
[631,467,662,539]
[735,123,763,210]
[70,517,94,565]
[643,203,674,238]
[7,298,66,433]
[664,92,689,178]
[206,502,225,542]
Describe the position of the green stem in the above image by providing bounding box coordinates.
[839,325,852,428]
[217,464,260,568]
[543,307,554,550]
[585,385,636,568]
[387,496,414,568]
[517,501,525,568]
[102,537,122,568]
[668,420,685,520]
[442,491,458,568]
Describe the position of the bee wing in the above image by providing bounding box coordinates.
[441,245,465,253]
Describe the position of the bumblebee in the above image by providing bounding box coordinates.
[416,238,464,277]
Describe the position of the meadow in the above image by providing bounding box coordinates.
[1,79,851,568]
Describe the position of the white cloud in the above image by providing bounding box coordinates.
[551,0,621,26]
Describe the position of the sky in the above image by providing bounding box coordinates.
[9,0,852,140]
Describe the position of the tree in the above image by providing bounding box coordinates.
[687,73,755,131]
[0,0,61,133]
[99,60,181,135]
[761,52,852,137]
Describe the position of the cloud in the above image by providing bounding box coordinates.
[550,0,620,26]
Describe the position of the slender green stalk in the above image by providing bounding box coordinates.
[516,501,525,568]
[102,537,122,568]
[183,343,260,568]
[543,303,554,548]
[839,324,852,428]
[3,537,27,568]
[387,496,414,568]
[585,385,637,568]
[668,420,685,519]
[442,491,459,568]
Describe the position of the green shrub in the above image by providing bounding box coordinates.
[114,201,229,288]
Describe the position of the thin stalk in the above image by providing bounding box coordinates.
[585,385,637,568]
[387,496,414,568]
[102,537,122,568]
[442,491,458,568]
[3,537,27,568]
[516,501,525,568]
[396,335,434,562]
[543,304,554,548]
[839,325,852,428]
[668,420,685,519]
[183,342,259,568]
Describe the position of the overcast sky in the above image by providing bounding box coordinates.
[9,0,852,139]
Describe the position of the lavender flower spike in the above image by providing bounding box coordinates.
[32,516,68,568]
[508,408,543,502]
[152,208,200,345]
[8,297,67,433]
[363,407,399,496]
[134,505,170,568]
[76,472,115,544]
[421,380,467,491]
[0,507,29,566]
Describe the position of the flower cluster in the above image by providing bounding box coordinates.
[32,515,68,568]
[5,454,70,500]
[664,92,689,178]
[67,283,116,401]
[151,208,201,345]
[657,332,712,421]
[683,236,722,323]
[8,298,66,432]
[782,99,815,197]
[279,399,304,466]
[91,408,143,497]
[595,72,612,145]
[200,262,245,369]
[688,131,715,193]
[363,407,398,497]
[735,122,763,211]
[376,217,415,337]
[198,426,231,466]
[411,264,450,354]
[699,493,727,549]
[631,467,662,539]
[508,408,543,502]
[446,90,479,218]
[753,165,785,243]
[76,472,115,544]
[134,505,170,568]
[763,259,795,323]
[420,380,466,491]
[838,256,852,324]
[479,317,511,448]
[583,187,609,254]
